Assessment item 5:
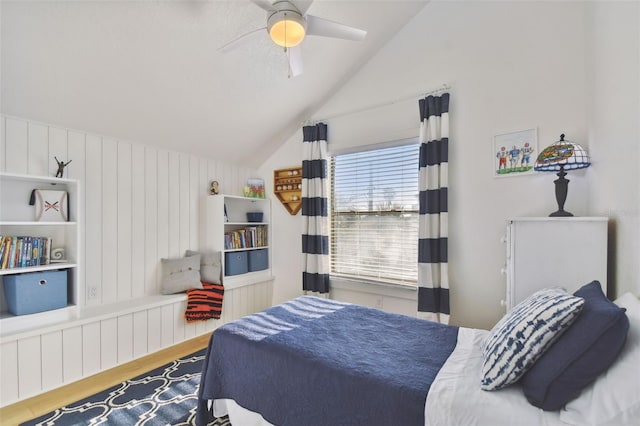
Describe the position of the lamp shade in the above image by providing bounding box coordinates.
[534,134,590,172]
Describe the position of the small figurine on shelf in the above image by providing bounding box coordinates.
[50,247,66,263]
[54,157,72,178]
[210,180,219,195]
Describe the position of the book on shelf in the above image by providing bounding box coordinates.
[223,226,268,250]
[0,235,53,269]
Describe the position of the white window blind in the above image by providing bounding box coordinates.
[330,143,419,285]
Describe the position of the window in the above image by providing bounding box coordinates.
[330,142,420,286]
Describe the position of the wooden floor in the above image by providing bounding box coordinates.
[0,332,212,425]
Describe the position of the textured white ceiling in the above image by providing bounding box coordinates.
[1,0,428,167]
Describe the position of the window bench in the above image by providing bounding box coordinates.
[0,277,274,407]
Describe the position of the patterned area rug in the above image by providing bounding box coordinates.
[21,349,231,426]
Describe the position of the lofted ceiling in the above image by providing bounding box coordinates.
[1,0,428,167]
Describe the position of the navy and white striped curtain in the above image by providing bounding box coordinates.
[302,123,330,294]
[417,93,450,324]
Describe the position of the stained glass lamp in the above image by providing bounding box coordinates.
[534,134,590,217]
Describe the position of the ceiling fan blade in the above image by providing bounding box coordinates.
[218,26,267,53]
[251,0,276,12]
[291,0,314,15]
[288,45,303,77]
[305,14,367,41]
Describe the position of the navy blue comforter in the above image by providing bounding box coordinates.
[197,296,458,426]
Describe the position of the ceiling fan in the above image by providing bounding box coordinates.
[220,0,367,77]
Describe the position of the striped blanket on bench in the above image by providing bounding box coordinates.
[185,282,224,322]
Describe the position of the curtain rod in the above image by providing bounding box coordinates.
[303,83,450,126]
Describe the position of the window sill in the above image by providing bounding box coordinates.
[330,276,417,301]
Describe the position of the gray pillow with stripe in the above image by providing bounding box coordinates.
[480,288,585,391]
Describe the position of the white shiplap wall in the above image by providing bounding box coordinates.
[0,114,257,304]
[0,115,273,406]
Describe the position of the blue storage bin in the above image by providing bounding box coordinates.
[248,249,268,272]
[225,251,248,276]
[3,270,68,316]
[246,212,264,223]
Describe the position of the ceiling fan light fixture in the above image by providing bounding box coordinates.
[268,10,306,47]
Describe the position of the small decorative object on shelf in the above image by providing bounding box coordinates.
[50,247,66,263]
[246,178,266,198]
[273,166,303,215]
[210,180,219,195]
[29,189,69,222]
[54,157,72,178]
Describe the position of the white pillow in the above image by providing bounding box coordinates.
[185,249,221,284]
[560,292,640,426]
[481,287,585,390]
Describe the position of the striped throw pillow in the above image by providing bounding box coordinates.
[481,288,584,391]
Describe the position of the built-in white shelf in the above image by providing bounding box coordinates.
[203,194,272,283]
[0,172,82,337]
[0,263,77,276]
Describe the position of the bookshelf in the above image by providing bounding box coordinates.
[0,173,81,332]
[203,194,271,287]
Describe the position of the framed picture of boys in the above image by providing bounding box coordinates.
[493,128,538,177]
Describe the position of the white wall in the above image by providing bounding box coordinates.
[0,114,276,406]
[585,1,640,298]
[259,131,306,305]
[260,1,639,330]
[0,115,259,307]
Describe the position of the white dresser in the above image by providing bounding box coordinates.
[503,217,608,310]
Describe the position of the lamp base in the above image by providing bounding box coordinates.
[550,166,573,217]
[549,209,574,217]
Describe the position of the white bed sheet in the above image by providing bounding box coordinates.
[210,327,568,426]
[425,327,566,426]
[213,398,274,426]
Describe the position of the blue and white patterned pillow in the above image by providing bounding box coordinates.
[481,288,584,391]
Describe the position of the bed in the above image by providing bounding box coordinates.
[196,287,640,426]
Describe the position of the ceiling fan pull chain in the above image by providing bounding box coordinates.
[284,11,291,78]
[284,12,288,49]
